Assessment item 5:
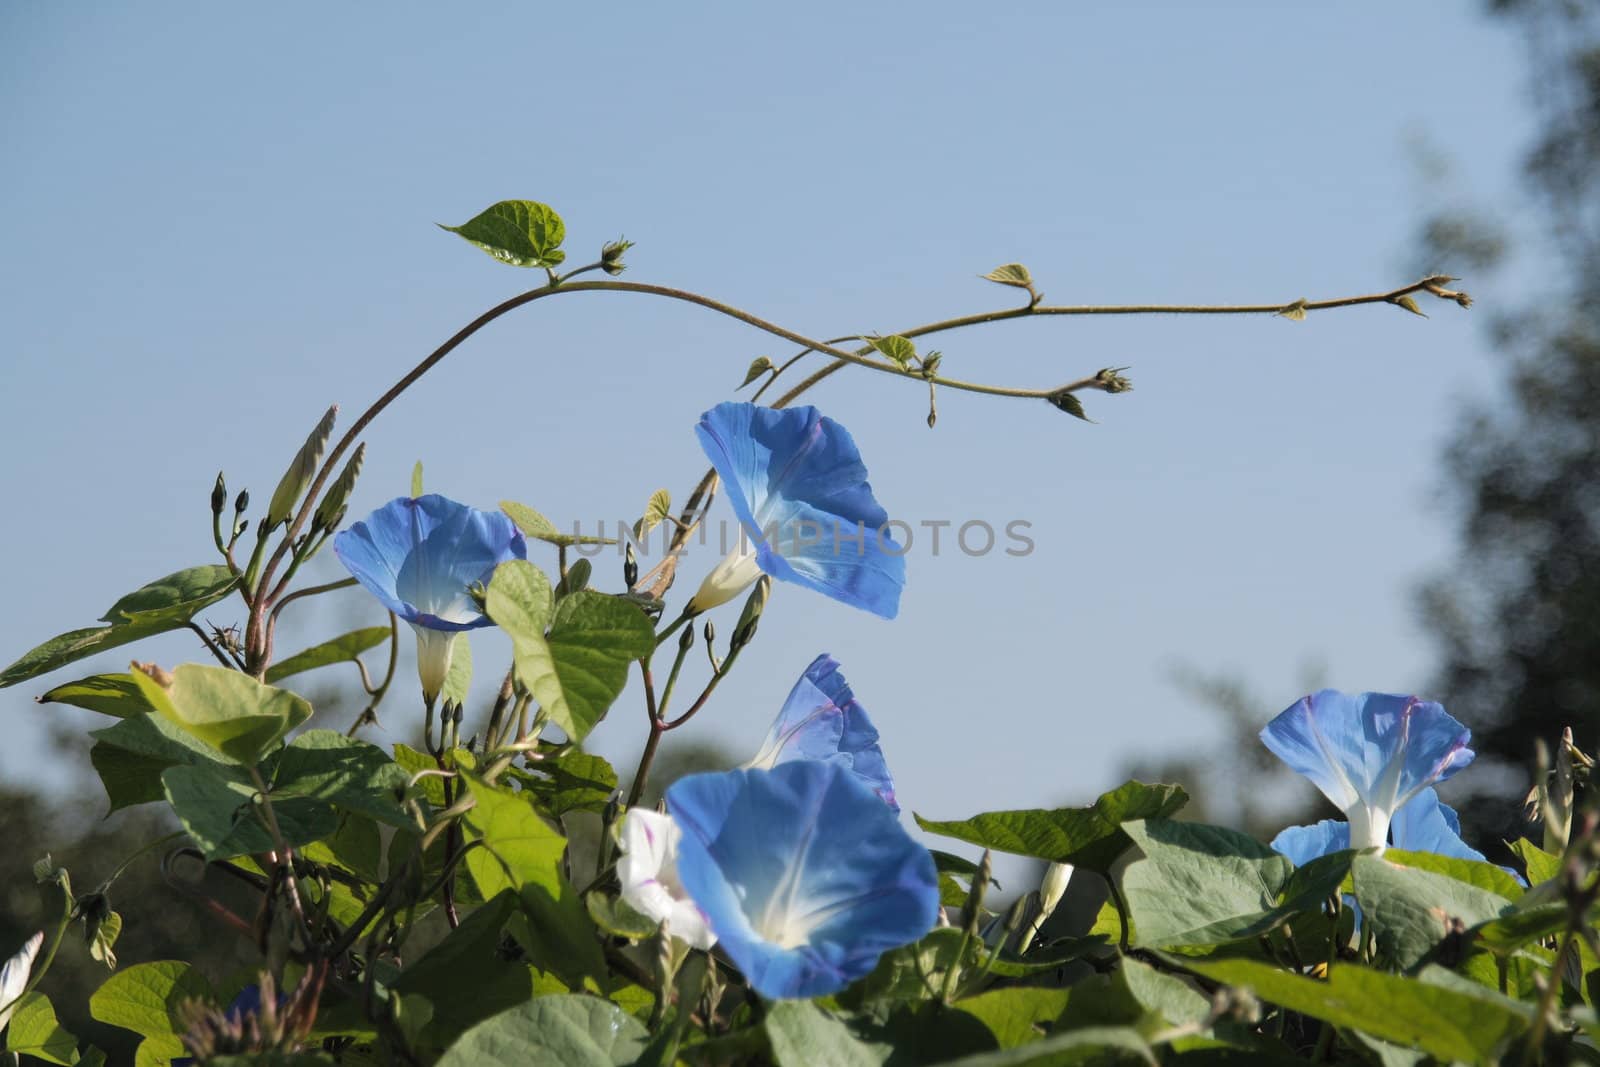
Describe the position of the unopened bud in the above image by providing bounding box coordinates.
[1038,862,1073,921]
[678,622,695,653]
[958,850,993,936]
[266,405,338,528]
[1094,366,1133,394]
[702,620,715,645]
[560,558,593,598]
[601,237,634,276]
[730,575,772,650]
[210,473,228,517]
[1003,894,1029,935]
[313,442,365,532]
[624,543,638,588]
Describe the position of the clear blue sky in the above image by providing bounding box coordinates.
[1,5,1531,865]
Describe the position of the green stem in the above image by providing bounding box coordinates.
[656,634,695,721]
[623,655,675,808]
[270,576,358,627]
[662,643,744,731]
[654,609,692,648]
[1519,927,1575,1065]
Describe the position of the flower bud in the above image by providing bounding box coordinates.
[958,850,993,937]
[601,237,634,276]
[1038,862,1073,921]
[234,489,249,515]
[266,405,338,529]
[678,621,695,653]
[730,575,772,650]
[211,473,228,517]
[312,442,364,533]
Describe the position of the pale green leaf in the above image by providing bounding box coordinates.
[1,565,238,688]
[439,200,567,269]
[131,663,311,766]
[4,992,78,1065]
[1185,958,1528,1065]
[266,626,391,684]
[868,335,917,369]
[434,995,647,1067]
[915,781,1188,873]
[271,730,411,827]
[89,960,209,1039]
[766,1002,890,1067]
[982,263,1034,289]
[441,631,473,707]
[37,673,154,718]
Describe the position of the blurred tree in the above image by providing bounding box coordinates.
[1418,0,1600,852]
[1122,663,1328,841]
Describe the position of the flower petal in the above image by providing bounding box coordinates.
[1270,820,1351,866]
[695,402,905,619]
[0,931,43,1031]
[1259,690,1474,817]
[1389,789,1488,863]
[616,810,716,950]
[667,762,937,999]
[334,495,526,629]
[745,655,898,811]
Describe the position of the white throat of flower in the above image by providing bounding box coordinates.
[412,626,457,705]
[1347,749,1410,853]
[688,540,763,614]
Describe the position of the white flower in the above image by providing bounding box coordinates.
[1023,862,1074,949]
[616,810,716,951]
[0,931,44,1032]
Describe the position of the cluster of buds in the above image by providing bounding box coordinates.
[178,967,325,1063]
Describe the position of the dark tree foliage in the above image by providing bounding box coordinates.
[1422,0,1600,849]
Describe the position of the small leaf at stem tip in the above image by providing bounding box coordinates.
[411,460,424,498]
[1391,294,1428,317]
[1046,390,1090,421]
[982,262,1034,288]
[867,334,917,369]
[1277,298,1309,322]
[739,356,774,389]
[921,352,942,379]
[639,489,672,535]
[439,199,567,269]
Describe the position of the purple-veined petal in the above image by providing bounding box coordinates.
[1260,690,1474,849]
[1389,788,1490,864]
[694,402,905,619]
[0,931,43,1032]
[1270,820,1351,867]
[615,810,717,950]
[745,654,898,811]
[667,762,937,999]
[334,494,526,630]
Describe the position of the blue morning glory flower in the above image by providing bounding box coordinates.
[744,654,898,811]
[1271,788,1489,866]
[689,402,905,620]
[334,494,526,703]
[666,761,938,999]
[1259,689,1474,851]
